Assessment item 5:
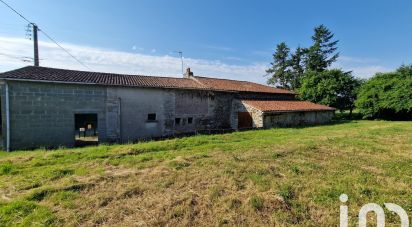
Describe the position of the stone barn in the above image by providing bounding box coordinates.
[0,66,335,151]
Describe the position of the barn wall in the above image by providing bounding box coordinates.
[106,87,168,142]
[263,111,334,128]
[2,81,107,150]
[169,89,213,135]
[0,80,237,150]
[0,79,332,150]
[109,88,232,142]
[231,100,263,128]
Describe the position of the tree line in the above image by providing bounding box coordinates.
[266,25,411,120]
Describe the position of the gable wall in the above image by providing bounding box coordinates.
[1,81,107,150]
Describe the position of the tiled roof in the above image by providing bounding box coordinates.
[0,66,293,94]
[242,100,335,113]
[193,76,294,94]
[0,66,207,90]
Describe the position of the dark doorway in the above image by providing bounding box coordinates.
[74,114,98,147]
[238,112,253,129]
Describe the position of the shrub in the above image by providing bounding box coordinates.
[356,65,412,120]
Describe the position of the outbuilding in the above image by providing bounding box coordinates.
[0,66,335,150]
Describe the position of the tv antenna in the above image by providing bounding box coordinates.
[174,51,184,76]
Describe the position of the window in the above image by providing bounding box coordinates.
[188,117,193,124]
[175,118,181,125]
[147,113,157,121]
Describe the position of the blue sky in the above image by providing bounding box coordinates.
[1,0,412,83]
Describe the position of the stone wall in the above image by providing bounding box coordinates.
[263,111,334,128]
[238,92,296,100]
[231,100,263,128]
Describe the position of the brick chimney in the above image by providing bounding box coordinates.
[184,67,194,78]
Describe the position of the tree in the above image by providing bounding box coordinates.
[335,74,363,117]
[266,42,292,88]
[356,65,412,120]
[304,25,339,72]
[289,46,305,90]
[299,69,361,114]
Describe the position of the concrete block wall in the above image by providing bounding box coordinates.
[2,81,107,150]
[107,87,167,142]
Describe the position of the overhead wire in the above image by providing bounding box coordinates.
[0,0,92,70]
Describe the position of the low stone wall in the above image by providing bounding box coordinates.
[263,111,334,128]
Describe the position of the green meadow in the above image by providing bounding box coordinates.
[0,120,411,226]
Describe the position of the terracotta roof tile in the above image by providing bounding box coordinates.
[0,66,294,94]
[242,100,335,113]
[0,66,207,90]
[193,76,294,94]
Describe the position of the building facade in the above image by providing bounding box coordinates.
[0,66,334,151]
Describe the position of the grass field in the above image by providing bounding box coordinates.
[0,120,411,226]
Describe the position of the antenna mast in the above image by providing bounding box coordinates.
[175,51,183,76]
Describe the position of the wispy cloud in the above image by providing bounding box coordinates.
[201,44,234,52]
[252,50,272,57]
[338,55,381,64]
[333,55,392,78]
[0,36,268,83]
[0,36,391,84]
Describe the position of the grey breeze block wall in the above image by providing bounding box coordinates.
[107,86,167,142]
[1,81,108,150]
[0,81,236,150]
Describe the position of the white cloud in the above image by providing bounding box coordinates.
[0,36,391,83]
[202,44,234,52]
[0,36,268,84]
[343,65,391,78]
[333,55,392,78]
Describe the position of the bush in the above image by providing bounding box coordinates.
[356,65,412,120]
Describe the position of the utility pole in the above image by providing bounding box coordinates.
[32,23,39,66]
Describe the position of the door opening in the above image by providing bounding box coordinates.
[74,113,98,147]
[237,112,253,129]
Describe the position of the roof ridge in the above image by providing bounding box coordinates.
[187,76,209,88]
[193,75,292,91]
[194,75,257,84]
[22,66,191,80]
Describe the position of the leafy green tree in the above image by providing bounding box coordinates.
[304,25,339,72]
[335,74,363,117]
[289,46,305,90]
[299,69,361,114]
[266,42,292,88]
[356,65,412,120]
